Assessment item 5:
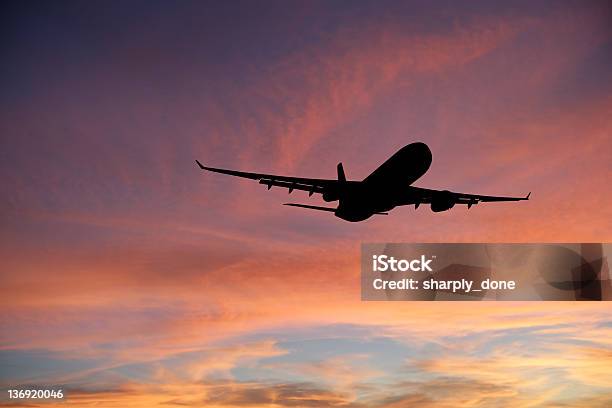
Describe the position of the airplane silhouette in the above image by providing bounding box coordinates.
[196,142,530,222]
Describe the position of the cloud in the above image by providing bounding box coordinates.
[1,2,612,408]
[181,340,288,381]
[263,354,383,391]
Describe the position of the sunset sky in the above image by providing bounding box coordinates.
[1,0,611,406]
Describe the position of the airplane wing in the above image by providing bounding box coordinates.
[195,160,339,196]
[408,186,530,208]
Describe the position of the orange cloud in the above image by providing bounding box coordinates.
[2,3,612,408]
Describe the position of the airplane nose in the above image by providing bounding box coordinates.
[405,142,433,174]
[401,142,432,162]
[410,142,431,155]
[413,142,432,162]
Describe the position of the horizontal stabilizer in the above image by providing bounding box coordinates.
[284,203,387,216]
[284,203,337,212]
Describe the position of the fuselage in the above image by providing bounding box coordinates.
[333,142,432,222]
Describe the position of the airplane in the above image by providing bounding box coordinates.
[196,142,530,222]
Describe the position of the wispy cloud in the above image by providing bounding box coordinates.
[1,1,612,407]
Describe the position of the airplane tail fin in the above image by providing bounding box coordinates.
[337,162,346,182]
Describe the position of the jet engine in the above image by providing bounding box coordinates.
[430,190,456,212]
